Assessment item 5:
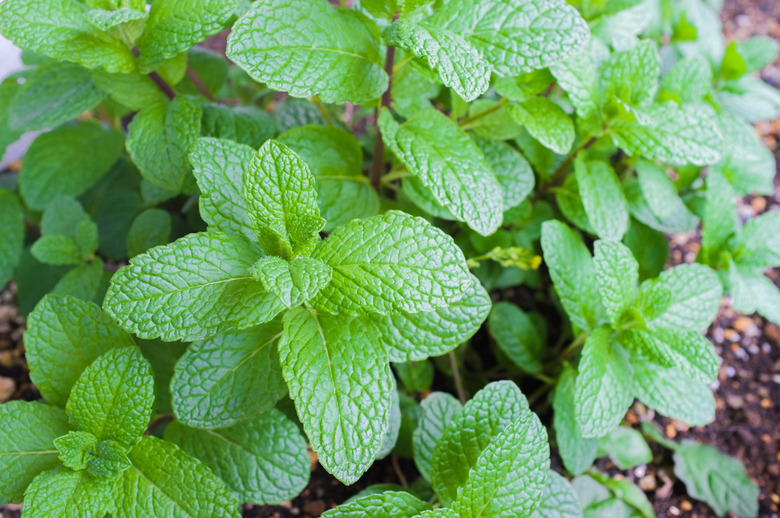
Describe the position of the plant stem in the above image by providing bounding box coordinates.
[458,97,508,128]
[449,350,468,404]
[370,39,397,192]
[148,71,177,101]
[186,64,215,102]
[312,97,335,126]
[391,454,409,488]
[533,136,598,201]
[146,413,174,433]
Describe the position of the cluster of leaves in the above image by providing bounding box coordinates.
[0,0,775,516]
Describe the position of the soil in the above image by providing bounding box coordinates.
[1,1,779,517]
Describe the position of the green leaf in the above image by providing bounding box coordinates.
[165,409,310,505]
[30,235,82,265]
[431,381,529,505]
[473,137,535,210]
[711,112,775,196]
[452,411,549,517]
[126,208,172,258]
[22,467,115,518]
[190,137,256,241]
[171,322,287,429]
[624,177,699,234]
[728,264,780,326]
[384,19,490,102]
[550,50,601,134]
[593,240,638,324]
[630,361,715,426]
[201,104,278,149]
[628,328,719,384]
[659,56,712,104]
[227,0,388,104]
[591,472,655,518]
[739,36,780,73]
[370,273,490,362]
[575,328,634,438]
[278,124,379,230]
[126,97,202,192]
[104,231,284,341]
[322,490,432,517]
[597,427,651,470]
[540,221,606,331]
[413,392,463,484]
[0,80,23,157]
[252,256,332,309]
[600,40,660,107]
[25,295,135,407]
[463,99,523,141]
[428,0,590,76]
[552,368,599,476]
[279,308,392,484]
[624,220,668,282]
[0,0,136,73]
[674,442,759,517]
[394,361,434,393]
[379,109,503,236]
[575,158,629,241]
[530,470,583,518]
[49,259,104,304]
[0,402,72,504]
[488,302,544,373]
[0,189,24,287]
[509,98,575,154]
[245,140,325,258]
[721,41,748,80]
[55,431,131,478]
[54,431,98,472]
[137,0,238,72]
[701,171,738,266]
[35,196,98,264]
[360,0,431,19]
[8,61,105,132]
[310,211,470,315]
[635,161,688,222]
[86,7,147,33]
[19,122,123,211]
[118,435,240,518]
[737,210,780,268]
[66,347,154,446]
[90,70,166,111]
[611,104,722,167]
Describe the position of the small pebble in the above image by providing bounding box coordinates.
[0,377,14,402]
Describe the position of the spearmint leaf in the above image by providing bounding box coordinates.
[413,392,463,484]
[593,240,638,324]
[170,323,287,429]
[119,435,240,518]
[55,432,131,479]
[631,361,715,426]
[659,56,712,104]
[227,0,388,105]
[370,273,490,362]
[552,368,599,476]
[550,50,601,134]
[0,189,24,288]
[488,302,544,373]
[278,125,379,230]
[453,411,549,518]
[428,0,590,76]
[624,177,700,234]
[66,347,154,446]
[376,383,402,460]
[90,70,166,111]
[597,427,651,470]
[701,170,738,265]
[310,211,470,315]
[279,308,392,484]
[137,0,238,72]
[0,81,23,157]
[251,256,332,309]
[104,231,284,341]
[394,361,434,393]
[674,443,759,518]
[728,264,780,326]
[126,208,172,258]
[54,431,98,471]
[509,98,575,154]
[540,221,606,331]
[575,158,629,241]
[737,210,780,268]
[384,19,490,102]
[530,470,583,518]
[473,137,535,210]
[0,402,72,504]
[628,328,719,384]
[126,97,202,192]
[0,0,136,73]
[575,328,634,438]
[464,99,523,141]
[635,160,688,221]
[25,295,135,407]
[86,7,147,33]
[321,491,432,517]
[711,112,775,196]
[49,259,104,304]
[245,140,325,258]
[600,40,660,107]
[8,61,105,132]
[30,235,82,265]
[201,104,278,149]
[624,220,668,282]
[36,196,98,263]
[23,467,114,518]
[431,381,530,506]
[361,0,431,19]
[19,122,123,211]
[165,409,310,505]
[611,104,722,166]
[190,138,256,241]
[379,108,503,236]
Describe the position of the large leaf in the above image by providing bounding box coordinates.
[631,361,715,426]
[509,97,575,154]
[22,467,114,518]
[593,240,638,324]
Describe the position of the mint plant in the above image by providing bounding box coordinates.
[0,0,773,515]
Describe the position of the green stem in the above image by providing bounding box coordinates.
[370,37,397,192]
[458,97,509,128]
[186,65,215,102]
[449,350,468,404]
[312,96,335,126]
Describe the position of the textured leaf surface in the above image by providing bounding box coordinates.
[712,112,775,195]
[0,190,24,288]
[23,467,114,518]
[379,109,502,236]
[0,402,72,504]
[201,104,277,150]
[19,122,123,211]
[86,7,147,32]
[635,160,687,222]
[428,0,589,75]
[575,159,629,241]
[631,361,715,426]
[385,20,490,102]
[660,56,712,104]
[530,470,583,518]
[600,40,660,106]
[311,211,470,315]
[119,435,240,518]
[473,137,534,209]
[321,491,432,517]
[165,410,310,505]
[227,0,388,104]
[127,209,172,258]
[640,264,722,332]
[593,241,638,324]
[629,328,719,384]
[67,347,154,446]
[552,368,598,476]
[279,309,392,484]
[488,302,544,373]
[25,295,135,407]
[245,140,325,258]
[171,323,287,429]
[413,392,463,484]
[550,50,600,132]
[90,70,165,110]
[597,427,651,470]
[137,0,237,72]
[509,98,575,154]
[104,232,284,341]
[738,210,780,268]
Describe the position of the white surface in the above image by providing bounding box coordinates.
[0,34,36,170]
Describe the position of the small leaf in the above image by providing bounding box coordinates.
[530,470,584,518]
[737,210,780,268]
[0,189,24,288]
[660,56,712,104]
[201,104,278,149]
[600,40,660,107]
[593,240,639,324]
[126,208,172,258]
[473,136,535,210]
[321,490,432,517]
[509,98,575,154]
[701,170,738,266]
[575,158,629,241]
[597,427,652,470]
[631,361,715,426]
[488,302,544,373]
[552,367,599,476]
[22,467,115,518]
[252,256,333,309]
[413,392,463,484]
